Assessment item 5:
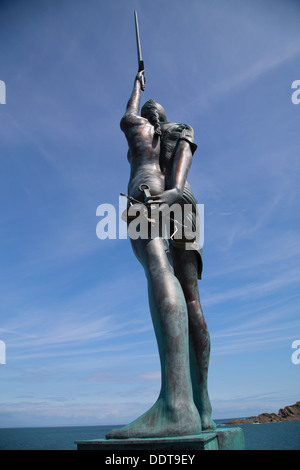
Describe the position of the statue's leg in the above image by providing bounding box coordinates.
[169,244,216,431]
[106,237,201,439]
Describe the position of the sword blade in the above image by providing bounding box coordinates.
[134,10,144,71]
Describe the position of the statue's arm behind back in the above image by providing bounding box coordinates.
[169,140,193,196]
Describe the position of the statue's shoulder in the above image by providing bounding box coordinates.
[161,123,196,153]
[120,112,146,132]
[161,122,194,139]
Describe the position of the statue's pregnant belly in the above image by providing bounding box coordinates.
[128,170,165,202]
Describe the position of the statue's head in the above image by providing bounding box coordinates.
[141,99,167,123]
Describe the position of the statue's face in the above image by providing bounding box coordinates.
[156,103,168,123]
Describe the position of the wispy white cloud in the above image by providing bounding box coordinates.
[219,44,300,94]
[205,266,300,307]
[139,370,161,382]
[192,36,300,112]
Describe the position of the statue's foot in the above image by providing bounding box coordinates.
[201,414,216,431]
[194,395,216,431]
[106,397,201,439]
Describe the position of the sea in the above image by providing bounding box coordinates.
[0,419,299,451]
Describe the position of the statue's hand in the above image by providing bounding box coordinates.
[136,71,146,91]
[147,188,181,208]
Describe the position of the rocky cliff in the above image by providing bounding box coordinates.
[227,401,300,425]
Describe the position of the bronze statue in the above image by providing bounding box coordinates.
[106,13,215,439]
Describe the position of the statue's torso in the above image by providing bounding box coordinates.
[122,115,165,201]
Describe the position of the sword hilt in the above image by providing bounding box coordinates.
[139,183,151,201]
[138,60,144,73]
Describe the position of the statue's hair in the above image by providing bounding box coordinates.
[141,99,167,136]
[152,105,162,136]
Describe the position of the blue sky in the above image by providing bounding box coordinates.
[0,0,299,428]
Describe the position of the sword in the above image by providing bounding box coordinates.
[134,10,145,90]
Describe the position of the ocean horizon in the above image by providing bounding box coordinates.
[0,419,299,450]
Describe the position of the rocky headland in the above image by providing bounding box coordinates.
[227,401,300,425]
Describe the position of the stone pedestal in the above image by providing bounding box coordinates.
[75,427,244,450]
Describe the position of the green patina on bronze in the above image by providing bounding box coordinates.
[106,11,215,440]
[77,427,245,450]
